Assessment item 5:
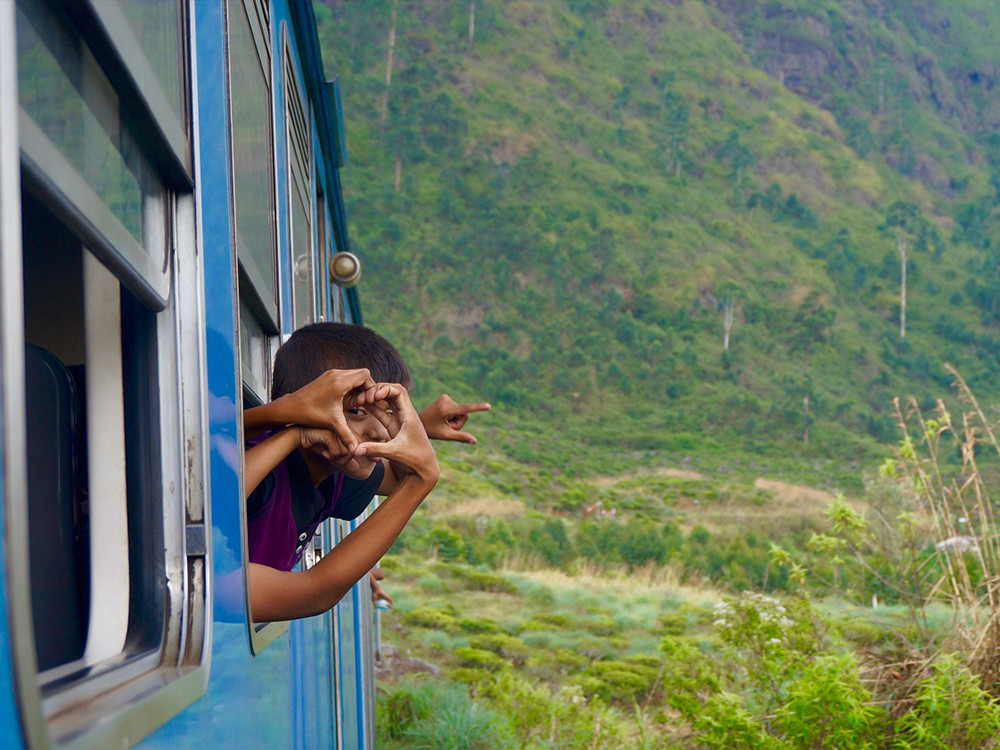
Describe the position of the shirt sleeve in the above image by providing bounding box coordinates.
[332,463,385,520]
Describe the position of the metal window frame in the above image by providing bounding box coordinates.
[61,0,193,189]
[15,0,175,312]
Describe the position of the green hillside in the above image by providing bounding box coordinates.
[316,0,1000,468]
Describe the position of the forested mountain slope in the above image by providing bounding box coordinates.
[316,0,1000,466]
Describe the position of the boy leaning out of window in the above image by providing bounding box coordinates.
[241,323,489,621]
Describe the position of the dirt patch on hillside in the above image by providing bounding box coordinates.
[754,478,834,506]
[440,497,527,517]
[593,466,708,488]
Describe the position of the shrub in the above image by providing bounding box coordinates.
[525,647,589,678]
[475,672,627,750]
[403,606,461,633]
[694,692,784,750]
[778,654,884,749]
[469,633,531,666]
[458,617,500,634]
[893,654,1000,750]
[428,526,467,562]
[580,615,617,636]
[658,612,687,636]
[376,679,515,749]
[587,658,660,703]
[525,612,571,629]
[453,567,518,594]
[455,646,508,672]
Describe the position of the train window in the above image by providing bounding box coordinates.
[115,1,188,127]
[284,33,314,329]
[5,1,209,746]
[16,0,170,309]
[228,0,278,404]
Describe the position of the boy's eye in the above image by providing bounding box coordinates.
[346,407,367,417]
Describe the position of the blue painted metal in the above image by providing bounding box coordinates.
[1,0,377,745]
[137,0,373,747]
[0,402,25,750]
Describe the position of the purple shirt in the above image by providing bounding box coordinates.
[246,445,383,571]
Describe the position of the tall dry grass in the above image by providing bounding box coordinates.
[890,365,1000,690]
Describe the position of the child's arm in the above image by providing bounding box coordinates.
[245,426,358,498]
[419,393,491,444]
[247,385,438,621]
[243,368,378,450]
[244,427,302,498]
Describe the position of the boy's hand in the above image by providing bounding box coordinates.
[353,385,439,485]
[419,394,491,444]
[278,368,378,451]
[298,426,364,476]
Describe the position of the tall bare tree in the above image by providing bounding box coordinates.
[379,0,399,129]
[722,296,738,352]
[883,201,931,341]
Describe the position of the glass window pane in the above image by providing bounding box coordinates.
[228,0,276,315]
[16,0,166,262]
[239,297,270,400]
[291,187,312,327]
[117,0,187,125]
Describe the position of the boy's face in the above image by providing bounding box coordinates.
[343,402,395,477]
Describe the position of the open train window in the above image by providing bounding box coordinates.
[2,0,209,746]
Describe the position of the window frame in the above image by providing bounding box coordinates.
[227,0,291,654]
[15,0,176,312]
[227,0,279,407]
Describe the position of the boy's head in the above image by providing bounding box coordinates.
[273,323,411,478]
[271,322,411,401]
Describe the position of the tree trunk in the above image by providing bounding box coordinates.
[803,391,810,445]
[379,0,398,128]
[394,143,402,191]
[468,1,476,47]
[722,297,736,351]
[898,236,909,340]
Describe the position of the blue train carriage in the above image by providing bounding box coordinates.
[0,0,380,747]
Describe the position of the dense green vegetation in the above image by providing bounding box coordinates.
[318,0,1000,465]
[314,1,1000,746]
[372,390,1000,747]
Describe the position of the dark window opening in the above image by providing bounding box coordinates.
[21,183,165,676]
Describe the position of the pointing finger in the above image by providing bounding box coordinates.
[449,402,492,416]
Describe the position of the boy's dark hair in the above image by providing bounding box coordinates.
[271,322,411,400]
